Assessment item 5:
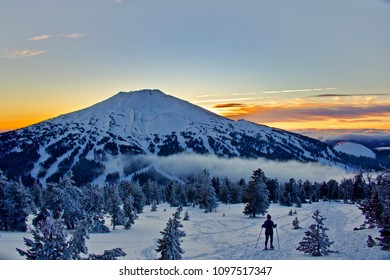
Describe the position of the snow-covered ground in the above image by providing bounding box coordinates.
[0,202,388,260]
[334,141,376,159]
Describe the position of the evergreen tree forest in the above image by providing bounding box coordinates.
[1,166,390,256]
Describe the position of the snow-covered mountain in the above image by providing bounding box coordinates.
[334,141,376,159]
[0,89,370,186]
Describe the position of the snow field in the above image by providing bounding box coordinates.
[1,202,388,260]
[334,142,376,159]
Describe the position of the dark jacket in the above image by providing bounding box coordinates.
[262,220,276,234]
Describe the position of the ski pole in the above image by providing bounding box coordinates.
[255,227,263,248]
[276,226,280,249]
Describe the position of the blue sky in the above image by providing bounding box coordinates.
[1,0,390,131]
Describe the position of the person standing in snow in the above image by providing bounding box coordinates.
[261,214,277,250]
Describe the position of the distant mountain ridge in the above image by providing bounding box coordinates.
[0,89,379,186]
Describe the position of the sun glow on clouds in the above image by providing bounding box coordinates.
[195,89,390,130]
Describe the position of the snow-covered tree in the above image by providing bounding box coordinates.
[296,210,334,256]
[183,211,190,221]
[352,173,367,202]
[119,180,146,214]
[184,176,198,205]
[147,179,164,205]
[243,169,270,217]
[197,169,218,213]
[167,181,179,207]
[266,178,279,203]
[103,183,124,230]
[88,248,126,260]
[279,178,296,206]
[1,178,34,232]
[16,213,69,260]
[229,179,244,204]
[292,217,301,229]
[357,170,390,250]
[62,219,89,260]
[43,174,85,230]
[81,184,109,233]
[17,212,126,260]
[219,177,232,204]
[156,212,186,260]
[371,171,390,250]
[151,201,158,212]
[123,194,138,230]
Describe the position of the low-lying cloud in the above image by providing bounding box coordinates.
[124,153,352,184]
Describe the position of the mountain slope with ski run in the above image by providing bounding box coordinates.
[0,89,359,185]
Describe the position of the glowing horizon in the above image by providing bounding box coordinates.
[1,0,389,133]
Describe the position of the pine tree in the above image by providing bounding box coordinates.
[229,180,244,204]
[81,184,109,233]
[243,169,270,217]
[62,219,89,260]
[296,210,334,256]
[156,212,186,260]
[1,179,34,232]
[88,248,126,260]
[219,177,232,204]
[292,217,301,229]
[374,171,390,250]
[167,181,180,207]
[123,194,138,230]
[358,170,390,250]
[266,178,279,203]
[183,211,190,221]
[151,201,158,212]
[17,212,126,260]
[119,180,146,214]
[44,174,85,230]
[16,213,69,260]
[280,178,296,206]
[198,169,218,213]
[103,183,124,230]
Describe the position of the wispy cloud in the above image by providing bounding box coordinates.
[263,87,336,94]
[4,49,47,59]
[64,32,86,39]
[213,103,247,109]
[310,93,390,98]
[29,34,50,41]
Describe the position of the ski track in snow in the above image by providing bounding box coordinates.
[0,202,389,260]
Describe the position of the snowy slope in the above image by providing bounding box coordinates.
[1,202,388,260]
[334,141,376,159]
[0,89,361,186]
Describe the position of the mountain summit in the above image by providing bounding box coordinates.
[0,89,362,186]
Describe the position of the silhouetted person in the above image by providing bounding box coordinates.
[261,214,277,250]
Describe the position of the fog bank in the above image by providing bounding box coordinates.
[136,153,352,183]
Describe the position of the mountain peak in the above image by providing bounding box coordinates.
[117,89,166,97]
[0,88,368,186]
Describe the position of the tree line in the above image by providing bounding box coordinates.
[0,166,389,256]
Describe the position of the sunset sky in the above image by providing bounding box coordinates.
[1,0,390,132]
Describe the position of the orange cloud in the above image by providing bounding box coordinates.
[212,99,390,130]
